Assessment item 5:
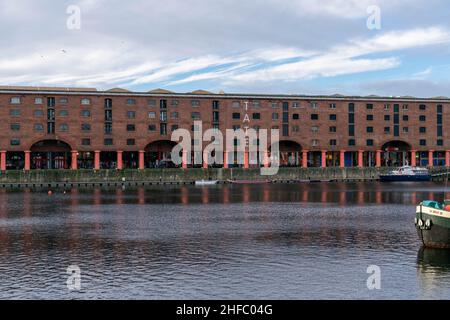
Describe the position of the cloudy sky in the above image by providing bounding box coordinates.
[1,0,450,96]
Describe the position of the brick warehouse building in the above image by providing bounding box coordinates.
[0,85,448,171]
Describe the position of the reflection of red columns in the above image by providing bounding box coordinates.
[117,151,123,170]
[340,150,345,168]
[428,150,434,167]
[25,150,31,171]
[410,150,417,167]
[321,150,327,168]
[263,151,269,168]
[139,150,145,170]
[71,151,78,170]
[446,151,450,167]
[358,150,364,168]
[223,151,228,169]
[376,150,382,168]
[94,150,100,170]
[182,150,188,169]
[203,151,208,169]
[0,151,6,171]
[302,150,308,168]
[244,150,249,169]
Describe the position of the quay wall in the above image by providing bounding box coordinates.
[0,167,447,187]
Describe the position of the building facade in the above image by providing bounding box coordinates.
[0,86,448,171]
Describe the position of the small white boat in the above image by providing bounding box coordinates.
[195,180,218,186]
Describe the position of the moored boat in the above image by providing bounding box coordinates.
[195,180,218,186]
[416,200,450,249]
[227,179,269,184]
[380,166,431,182]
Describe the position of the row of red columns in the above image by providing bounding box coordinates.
[0,150,447,171]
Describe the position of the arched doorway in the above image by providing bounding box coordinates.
[145,140,178,168]
[381,141,411,167]
[30,140,72,169]
[271,141,302,167]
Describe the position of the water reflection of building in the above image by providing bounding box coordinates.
[417,247,450,299]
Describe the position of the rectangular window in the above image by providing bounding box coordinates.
[437,139,444,146]
[126,124,136,131]
[282,112,289,122]
[252,113,261,120]
[349,114,355,123]
[437,114,443,125]
[160,123,167,135]
[10,139,20,146]
[148,111,156,119]
[10,97,21,104]
[34,98,43,104]
[367,139,374,146]
[34,123,44,131]
[292,114,300,120]
[419,115,426,122]
[311,114,319,120]
[292,102,300,108]
[81,110,91,117]
[127,139,135,146]
[160,100,167,109]
[212,100,219,109]
[420,139,427,146]
[191,100,200,107]
[126,98,136,105]
[59,123,68,132]
[105,98,113,109]
[419,104,426,110]
[127,111,136,119]
[148,124,156,131]
[232,101,240,108]
[348,139,355,146]
[105,123,112,134]
[438,126,443,137]
[330,114,337,121]
[272,113,279,120]
[366,115,374,121]
[366,127,374,133]
[81,139,91,146]
[10,123,20,131]
[348,103,355,113]
[271,102,278,108]
[171,112,179,119]
[191,112,201,120]
[437,105,443,113]
[282,124,289,136]
[384,115,390,121]
[349,125,355,136]
[394,125,399,136]
[59,110,69,117]
[10,109,20,117]
[105,110,112,121]
[330,103,336,109]
[34,110,44,117]
[171,124,179,131]
[366,104,373,110]
[402,104,408,111]
[384,127,390,134]
[419,127,426,133]
[253,101,261,109]
[282,102,289,111]
[81,123,91,131]
[394,104,399,113]
[292,125,299,132]
[384,104,390,110]
[104,138,113,145]
[403,115,409,121]
[330,139,337,146]
[329,126,337,133]
[403,127,409,133]
[60,98,68,104]
[148,99,156,107]
[160,111,167,121]
[213,111,219,122]
[81,98,91,105]
[232,113,240,120]
[311,102,318,109]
